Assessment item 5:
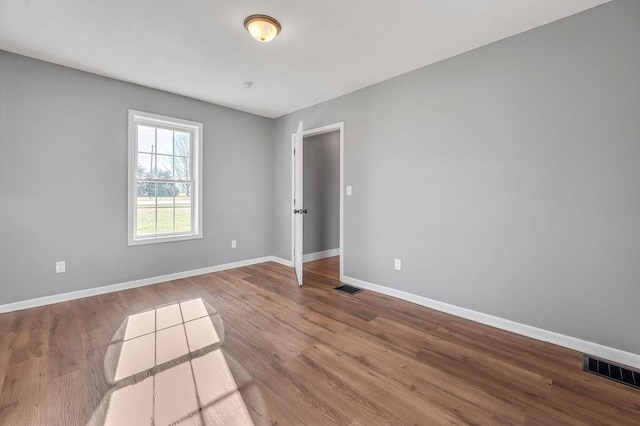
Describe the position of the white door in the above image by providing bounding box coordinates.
[293,121,304,286]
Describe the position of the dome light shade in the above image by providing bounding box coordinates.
[244,14,281,42]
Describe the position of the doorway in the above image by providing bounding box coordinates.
[291,122,344,285]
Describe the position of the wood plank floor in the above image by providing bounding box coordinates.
[1,257,639,425]
[302,255,339,280]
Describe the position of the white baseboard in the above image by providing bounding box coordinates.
[342,275,640,370]
[0,256,288,314]
[5,257,637,369]
[270,256,293,267]
[303,248,340,263]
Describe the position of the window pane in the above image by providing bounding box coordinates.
[175,194,191,232]
[157,208,174,234]
[157,129,173,155]
[137,181,156,198]
[175,182,192,197]
[156,155,173,179]
[174,156,189,181]
[174,131,190,158]
[138,126,156,153]
[136,207,156,235]
[137,153,154,178]
[157,182,175,201]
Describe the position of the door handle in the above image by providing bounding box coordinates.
[293,209,309,214]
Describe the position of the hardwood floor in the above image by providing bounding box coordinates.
[303,256,340,280]
[1,259,639,425]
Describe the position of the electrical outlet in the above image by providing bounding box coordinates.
[231,240,237,249]
[56,261,66,273]
[394,259,402,271]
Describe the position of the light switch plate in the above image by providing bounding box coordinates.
[346,185,352,196]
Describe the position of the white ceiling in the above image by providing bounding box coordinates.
[0,0,610,118]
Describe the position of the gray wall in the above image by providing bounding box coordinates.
[303,131,340,255]
[2,0,639,356]
[0,51,274,304]
[273,0,640,354]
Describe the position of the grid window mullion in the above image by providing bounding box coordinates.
[172,154,178,234]
[154,182,158,236]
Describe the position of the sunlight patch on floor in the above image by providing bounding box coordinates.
[87,298,256,426]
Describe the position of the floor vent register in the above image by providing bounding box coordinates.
[583,354,639,390]
[334,284,363,295]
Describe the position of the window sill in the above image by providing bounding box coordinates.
[128,233,203,246]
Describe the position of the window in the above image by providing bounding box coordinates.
[128,110,203,245]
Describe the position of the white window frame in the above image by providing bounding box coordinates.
[128,109,203,246]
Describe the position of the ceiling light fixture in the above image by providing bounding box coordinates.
[244,14,281,43]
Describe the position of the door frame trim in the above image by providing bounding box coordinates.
[291,122,345,281]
